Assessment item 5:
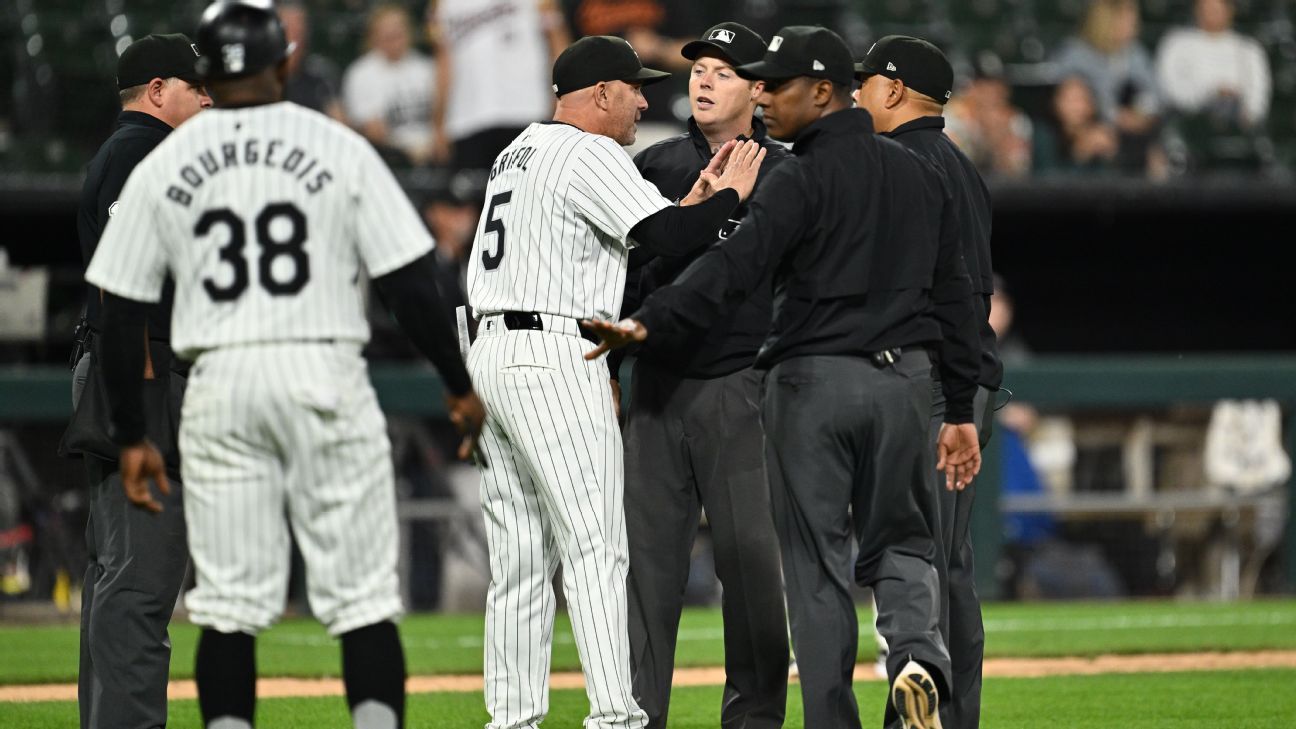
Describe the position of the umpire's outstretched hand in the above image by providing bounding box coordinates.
[936,422,981,491]
[582,318,648,361]
[119,440,170,513]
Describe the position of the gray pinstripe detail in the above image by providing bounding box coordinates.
[469,330,645,729]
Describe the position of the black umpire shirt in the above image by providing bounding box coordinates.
[634,108,981,422]
[885,115,1003,391]
[78,110,175,341]
[622,116,792,378]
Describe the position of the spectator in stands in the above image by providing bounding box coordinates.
[944,54,1033,177]
[342,4,437,166]
[427,0,570,181]
[1032,76,1120,175]
[1155,0,1271,129]
[279,1,346,122]
[988,274,1030,366]
[422,185,478,314]
[986,274,1063,599]
[1054,0,1162,173]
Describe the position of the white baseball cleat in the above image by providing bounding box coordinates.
[891,659,943,729]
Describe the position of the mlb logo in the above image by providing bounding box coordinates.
[709,29,736,44]
[769,36,784,51]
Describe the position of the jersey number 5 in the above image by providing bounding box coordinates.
[200,203,310,301]
[481,191,511,271]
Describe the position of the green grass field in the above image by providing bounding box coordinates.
[3,670,1293,728]
[2,598,1295,727]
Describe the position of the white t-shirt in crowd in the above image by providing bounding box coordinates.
[342,50,437,155]
[1155,28,1271,125]
[434,0,552,141]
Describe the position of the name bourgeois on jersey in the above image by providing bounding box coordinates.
[164,137,335,207]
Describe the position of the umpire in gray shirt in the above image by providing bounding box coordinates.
[58,34,209,729]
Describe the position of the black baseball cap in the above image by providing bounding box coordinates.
[855,35,954,104]
[681,22,766,66]
[552,36,671,97]
[116,33,202,89]
[734,26,855,86]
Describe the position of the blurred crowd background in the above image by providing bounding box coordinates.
[2,0,1294,179]
[1,0,1294,617]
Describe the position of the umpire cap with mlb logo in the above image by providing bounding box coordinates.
[855,35,954,104]
[734,25,855,86]
[552,36,672,97]
[680,22,766,66]
[116,33,203,89]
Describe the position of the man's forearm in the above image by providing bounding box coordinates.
[629,189,738,257]
[99,292,150,445]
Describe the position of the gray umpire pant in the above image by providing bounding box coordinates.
[73,353,188,729]
[763,353,951,729]
[929,384,994,729]
[625,361,789,729]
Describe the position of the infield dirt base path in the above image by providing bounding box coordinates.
[4,650,1296,703]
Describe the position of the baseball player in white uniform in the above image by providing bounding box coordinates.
[85,4,484,729]
[465,35,765,729]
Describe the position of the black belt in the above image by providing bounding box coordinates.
[868,345,929,369]
[502,311,600,345]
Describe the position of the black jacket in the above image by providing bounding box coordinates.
[634,108,980,421]
[78,111,175,341]
[885,116,1002,391]
[621,116,792,378]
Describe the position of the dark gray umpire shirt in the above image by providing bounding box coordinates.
[633,108,981,422]
[78,110,175,342]
[884,115,1002,392]
[620,116,792,377]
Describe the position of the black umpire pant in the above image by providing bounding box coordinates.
[625,360,789,729]
[929,384,994,729]
[72,352,188,729]
[763,353,951,729]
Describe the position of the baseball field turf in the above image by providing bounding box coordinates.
[3,598,1295,727]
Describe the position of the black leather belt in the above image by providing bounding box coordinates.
[502,311,600,345]
[869,345,929,369]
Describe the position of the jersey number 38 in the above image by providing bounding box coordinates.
[200,202,310,302]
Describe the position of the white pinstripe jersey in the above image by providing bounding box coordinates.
[85,102,432,360]
[466,122,671,321]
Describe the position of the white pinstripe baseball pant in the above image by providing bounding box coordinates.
[179,342,404,636]
[468,315,646,729]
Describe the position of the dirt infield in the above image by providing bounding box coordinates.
[4,650,1296,703]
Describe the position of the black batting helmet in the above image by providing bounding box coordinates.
[193,0,293,81]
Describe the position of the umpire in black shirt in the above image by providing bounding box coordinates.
[58,34,210,729]
[617,22,792,729]
[584,26,983,729]
[855,37,1002,729]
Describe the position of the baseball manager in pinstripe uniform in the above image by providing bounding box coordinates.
[464,34,766,729]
